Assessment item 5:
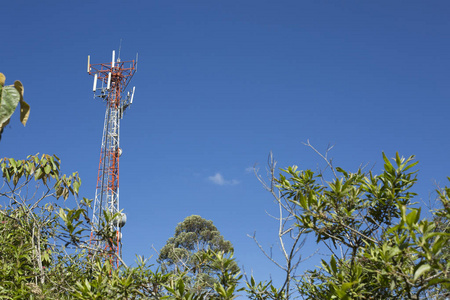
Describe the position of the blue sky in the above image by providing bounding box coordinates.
[2,0,450,287]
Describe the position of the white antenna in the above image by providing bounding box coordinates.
[118,38,122,62]
[135,53,138,72]
[112,50,115,68]
[93,74,97,91]
[107,72,111,90]
[87,55,91,73]
[130,86,135,104]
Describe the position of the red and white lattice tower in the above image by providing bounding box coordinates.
[87,50,136,267]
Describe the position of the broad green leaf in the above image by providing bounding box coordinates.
[0,85,20,128]
[406,210,418,227]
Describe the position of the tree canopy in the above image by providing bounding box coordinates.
[158,215,238,295]
[159,215,233,266]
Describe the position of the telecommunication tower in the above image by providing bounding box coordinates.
[87,50,137,267]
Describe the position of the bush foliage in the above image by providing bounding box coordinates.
[0,152,448,299]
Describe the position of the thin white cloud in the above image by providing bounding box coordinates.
[209,173,225,185]
[245,166,254,173]
[208,173,240,186]
[230,179,240,185]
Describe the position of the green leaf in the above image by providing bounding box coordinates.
[214,283,227,297]
[330,255,337,273]
[4,169,11,182]
[44,164,51,174]
[12,80,30,126]
[20,99,30,126]
[0,85,20,128]
[335,167,348,177]
[73,179,80,194]
[382,152,394,172]
[84,279,91,291]
[405,210,418,227]
[413,264,431,282]
[34,168,42,181]
[431,235,447,255]
[403,160,419,172]
[299,193,307,209]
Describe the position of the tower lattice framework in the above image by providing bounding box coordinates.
[88,50,136,267]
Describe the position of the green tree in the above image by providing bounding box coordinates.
[159,215,239,295]
[252,149,450,299]
[0,154,84,298]
[0,154,170,299]
[426,185,450,299]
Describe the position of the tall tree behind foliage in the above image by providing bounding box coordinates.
[158,215,239,294]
